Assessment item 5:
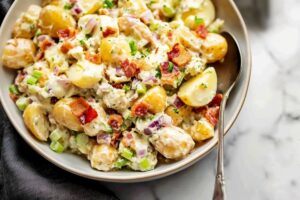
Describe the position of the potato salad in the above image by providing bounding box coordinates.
[3,0,228,172]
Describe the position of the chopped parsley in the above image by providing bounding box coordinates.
[129,40,138,56]
[155,67,161,79]
[168,62,174,72]
[64,3,73,10]
[194,16,204,26]
[35,29,41,37]
[85,34,92,39]
[103,0,114,8]
[79,39,86,46]
[173,108,179,114]
[122,84,131,92]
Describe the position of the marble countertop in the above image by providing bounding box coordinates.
[107,0,300,199]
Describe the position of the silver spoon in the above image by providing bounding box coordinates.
[212,32,242,200]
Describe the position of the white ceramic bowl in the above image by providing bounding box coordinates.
[0,0,251,182]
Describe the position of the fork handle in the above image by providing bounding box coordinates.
[212,92,229,200]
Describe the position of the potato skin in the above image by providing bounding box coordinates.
[200,33,228,63]
[89,144,118,171]
[12,5,41,38]
[2,39,36,69]
[23,103,49,141]
[150,126,195,159]
[38,5,76,37]
[52,98,83,131]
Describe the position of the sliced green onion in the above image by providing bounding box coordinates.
[155,67,161,79]
[64,3,73,10]
[194,16,204,26]
[162,5,175,18]
[139,158,151,171]
[50,141,65,153]
[26,77,38,85]
[114,158,128,169]
[103,0,114,8]
[129,40,138,56]
[123,84,131,92]
[9,84,19,94]
[121,148,134,160]
[149,23,159,31]
[16,97,29,111]
[168,62,174,72]
[136,83,147,95]
[32,70,43,79]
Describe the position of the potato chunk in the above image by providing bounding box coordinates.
[52,98,83,131]
[200,33,228,63]
[150,126,195,159]
[178,67,217,107]
[2,39,36,69]
[189,118,215,141]
[67,60,104,89]
[39,5,76,37]
[100,37,131,64]
[90,144,118,171]
[23,103,49,141]
[12,5,41,38]
[133,86,167,114]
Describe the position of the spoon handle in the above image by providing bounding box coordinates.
[212,93,229,200]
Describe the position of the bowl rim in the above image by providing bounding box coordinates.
[0,0,251,182]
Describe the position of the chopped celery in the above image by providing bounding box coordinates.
[16,97,29,111]
[27,77,38,85]
[114,158,128,169]
[50,129,64,142]
[136,83,147,95]
[50,141,64,153]
[9,84,19,94]
[162,5,175,18]
[121,148,134,160]
[32,70,43,79]
[139,158,151,171]
[76,133,89,146]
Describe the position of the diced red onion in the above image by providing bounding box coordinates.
[115,67,125,77]
[143,128,152,135]
[137,149,146,158]
[158,114,172,126]
[85,18,97,34]
[140,10,154,24]
[97,133,111,145]
[37,35,47,42]
[72,5,82,15]
[174,96,185,108]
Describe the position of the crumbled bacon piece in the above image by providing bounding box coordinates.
[102,27,116,37]
[195,25,208,39]
[203,106,220,127]
[159,61,180,86]
[108,114,123,130]
[57,28,76,39]
[80,106,98,124]
[9,93,18,102]
[131,101,150,117]
[112,83,124,89]
[194,106,220,127]
[60,41,73,54]
[111,132,122,148]
[40,39,54,51]
[120,59,140,78]
[70,97,90,117]
[209,93,223,107]
[167,43,191,67]
[85,52,101,64]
